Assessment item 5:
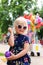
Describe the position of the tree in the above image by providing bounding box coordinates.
[36,26,43,39]
[0,0,35,34]
[39,6,43,18]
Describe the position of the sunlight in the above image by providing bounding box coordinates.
[0,0,1,3]
[37,0,43,9]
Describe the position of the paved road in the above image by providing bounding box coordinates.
[31,56,43,65]
[0,56,43,65]
[0,44,43,65]
[0,44,10,53]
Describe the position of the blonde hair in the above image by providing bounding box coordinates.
[13,17,28,35]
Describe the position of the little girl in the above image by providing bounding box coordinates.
[6,17,31,65]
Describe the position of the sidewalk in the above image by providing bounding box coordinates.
[0,44,10,53]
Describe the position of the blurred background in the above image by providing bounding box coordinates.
[0,0,43,43]
[0,0,43,65]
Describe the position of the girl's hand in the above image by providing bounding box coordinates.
[7,27,14,47]
[6,52,16,60]
[8,27,13,34]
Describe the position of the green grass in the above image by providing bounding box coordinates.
[0,53,4,56]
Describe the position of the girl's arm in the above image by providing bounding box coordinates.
[15,42,29,59]
[8,27,14,47]
[7,42,29,60]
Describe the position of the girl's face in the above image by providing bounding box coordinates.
[15,22,28,35]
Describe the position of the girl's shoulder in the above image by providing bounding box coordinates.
[22,35,29,39]
[20,35,29,43]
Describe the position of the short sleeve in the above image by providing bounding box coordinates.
[24,36,29,43]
